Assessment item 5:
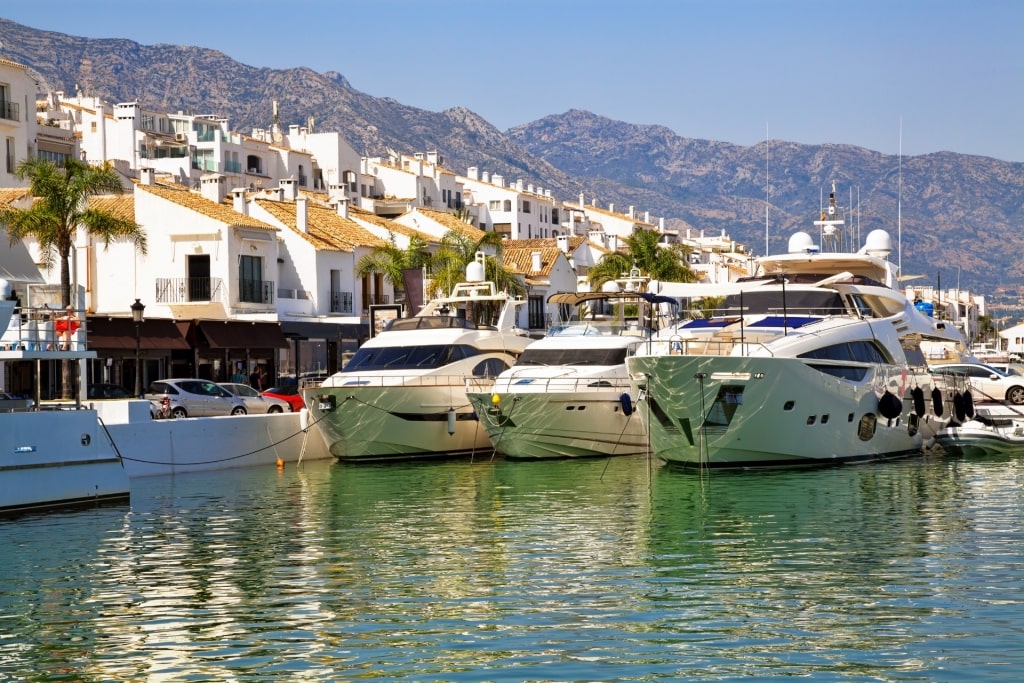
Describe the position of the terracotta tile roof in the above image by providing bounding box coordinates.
[417,208,486,240]
[135,181,278,231]
[350,206,438,243]
[504,236,586,252]
[0,188,30,206]
[88,194,136,222]
[255,198,387,252]
[502,246,563,277]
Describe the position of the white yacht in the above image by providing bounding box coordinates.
[626,184,969,469]
[467,290,679,459]
[1,269,129,515]
[306,255,532,461]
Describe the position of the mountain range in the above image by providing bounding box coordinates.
[1,17,1022,313]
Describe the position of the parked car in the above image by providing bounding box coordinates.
[0,391,33,409]
[261,385,306,412]
[928,362,1024,405]
[88,383,134,399]
[219,382,290,414]
[144,379,248,418]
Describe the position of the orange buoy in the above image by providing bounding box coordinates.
[276,456,284,470]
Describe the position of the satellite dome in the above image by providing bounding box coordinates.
[788,231,817,254]
[601,280,622,293]
[465,260,485,282]
[863,229,893,256]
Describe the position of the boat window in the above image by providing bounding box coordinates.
[847,294,877,318]
[387,316,475,332]
[342,344,478,371]
[515,347,629,366]
[472,358,509,378]
[717,290,845,316]
[798,340,891,364]
[807,364,870,381]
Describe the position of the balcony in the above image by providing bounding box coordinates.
[155,277,225,304]
[0,100,20,122]
[330,290,354,314]
[239,278,275,305]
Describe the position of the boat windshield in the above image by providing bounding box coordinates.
[386,316,477,332]
[716,290,846,317]
[342,344,479,371]
[516,347,629,367]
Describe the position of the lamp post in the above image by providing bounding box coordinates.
[131,298,145,397]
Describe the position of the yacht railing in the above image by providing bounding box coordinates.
[0,305,88,352]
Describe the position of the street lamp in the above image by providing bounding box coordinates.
[131,298,145,397]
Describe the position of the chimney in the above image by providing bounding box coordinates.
[328,182,346,202]
[579,192,585,207]
[645,211,650,223]
[139,167,154,186]
[609,203,614,214]
[482,171,490,183]
[336,198,349,219]
[628,205,635,218]
[296,196,309,233]
[232,188,248,216]
[281,177,298,200]
[200,174,227,204]
[492,174,504,188]
[467,166,479,180]
[531,251,542,273]
[557,234,569,253]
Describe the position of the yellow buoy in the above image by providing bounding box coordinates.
[491,394,500,406]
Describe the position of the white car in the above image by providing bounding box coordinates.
[219,382,290,414]
[928,363,1024,405]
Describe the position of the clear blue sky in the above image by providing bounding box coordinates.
[4,0,1022,162]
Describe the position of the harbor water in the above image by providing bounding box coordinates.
[3,452,1023,681]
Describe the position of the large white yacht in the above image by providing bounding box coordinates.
[626,184,969,469]
[306,254,532,461]
[467,289,679,459]
[1,257,130,515]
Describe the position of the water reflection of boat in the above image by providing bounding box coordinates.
[627,183,968,469]
[468,290,679,459]
[307,254,531,461]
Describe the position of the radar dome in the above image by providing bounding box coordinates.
[465,260,485,282]
[863,229,893,256]
[601,280,622,293]
[787,231,817,254]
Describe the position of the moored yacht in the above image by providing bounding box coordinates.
[306,254,532,461]
[467,289,680,459]
[626,183,969,469]
[1,273,130,515]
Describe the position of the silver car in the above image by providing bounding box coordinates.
[928,363,1024,405]
[219,382,290,414]
[145,379,248,418]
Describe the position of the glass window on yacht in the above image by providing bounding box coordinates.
[516,347,629,366]
[798,340,891,364]
[342,344,478,371]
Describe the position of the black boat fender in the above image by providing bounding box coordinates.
[953,391,966,423]
[878,390,902,420]
[911,386,926,417]
[963,389,975,419]
[931,387,944,417]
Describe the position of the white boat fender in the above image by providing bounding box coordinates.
[912,386,926,417]
[878,390,902,420]
[619,393,633,416]
[931,387,944,417]
[447,407,456,435]
[963,389,975,419]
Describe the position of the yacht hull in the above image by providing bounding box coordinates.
[467,388,647,459]
[628,354,934,468]
[310,381,494,461]
[1,410,129,515]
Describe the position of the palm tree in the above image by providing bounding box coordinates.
[429,230,524,324]
[355,233,431,309]
[0,157,147,398]
[587,227,696,291]
[1,157,147,309]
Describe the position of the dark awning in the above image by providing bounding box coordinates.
[192,320,290,349]
[280,320,367,342]
[87,316,191,350]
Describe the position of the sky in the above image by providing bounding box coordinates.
[3,0,1022,162]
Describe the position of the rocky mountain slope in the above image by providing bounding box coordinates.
[1,17,1022,306]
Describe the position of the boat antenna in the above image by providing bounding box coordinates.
[898,117,903,275]
[765,122,770,256]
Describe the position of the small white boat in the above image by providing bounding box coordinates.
[467,290,679,459]
[306,254,532,461]
[934,405,1024,457]
[1,279,129,515]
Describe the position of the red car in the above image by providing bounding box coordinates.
[261,385,306,412]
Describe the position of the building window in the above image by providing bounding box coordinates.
[528,295,545,329]
[5,137,14,173]
[489,200,502,211]
[504,199,512,211]
[523,200,532,214]
[552,208,560,224]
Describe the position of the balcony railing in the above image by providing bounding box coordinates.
[155,277,225,304]
[239,279,275,304]
[331,291,354,314]
[0,101,20,122]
